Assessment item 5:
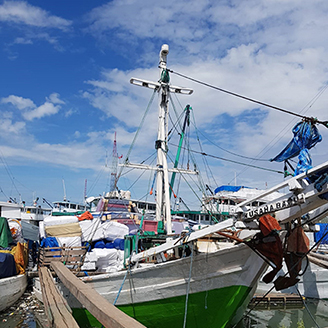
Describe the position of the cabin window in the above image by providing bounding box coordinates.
[139,203,146,209]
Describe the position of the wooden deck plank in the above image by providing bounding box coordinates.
[51,261,146,328]
[39,266,79,328]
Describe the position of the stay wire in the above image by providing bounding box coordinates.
[191,125,270,162]
[190,110,219,187]
[167,69,328,127]
[227,83,328,184]
[295,287,320,328]
[117,89,157,183]
[169,143,284,175]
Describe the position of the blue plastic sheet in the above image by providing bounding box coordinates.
[314,223,328,244]
[294,149,313,175]
[214,185,250,194]
[271,122,322,163]
[40,237,59,248]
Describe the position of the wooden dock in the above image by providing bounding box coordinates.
[38,246,146,328]
[39,266,79,328]
[50,261,146,328]
[249,293,305,310]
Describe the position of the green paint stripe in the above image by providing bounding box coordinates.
[72,285,252,328]
[118,285,251,328]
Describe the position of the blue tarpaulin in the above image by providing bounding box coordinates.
[271,121,321,162]
[314,223,328,244]
[40,237,59,248]
[214,185,250,194]
[270,121,322,175]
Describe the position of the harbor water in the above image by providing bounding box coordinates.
[1,291,328,328]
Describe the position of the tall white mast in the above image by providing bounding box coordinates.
[155,44,172,233]
[129,44,193,235]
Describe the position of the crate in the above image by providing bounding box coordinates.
[38,246,88,272]
[142,220,158,233]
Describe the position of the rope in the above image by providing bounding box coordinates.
[191,125,270,162]
[190,109,219,187]
[169,143,284,175]
[167,69,328,128]
[295,287,320,328]
[113,269,129,305]
[183,243,193,328]
[117,89,157,183]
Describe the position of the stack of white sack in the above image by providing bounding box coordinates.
[43,215,79,226]
[80,250,97,271]
[85,248,125,273]
[79,219,129,243]
[42,215,82,247]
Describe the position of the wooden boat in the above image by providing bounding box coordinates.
[35,44,328,327]
[0,273,27,312]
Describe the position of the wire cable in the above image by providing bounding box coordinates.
[168,69,328,127]
[169,143,284,175]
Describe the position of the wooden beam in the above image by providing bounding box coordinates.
[39,266,79,328]
[51,262,146,328]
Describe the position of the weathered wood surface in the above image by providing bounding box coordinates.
[39,246,87,272]
[51,261,146,328]
[308,254,328,269]
[39,266,79,328]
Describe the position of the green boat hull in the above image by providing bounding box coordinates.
[73,284,252,328]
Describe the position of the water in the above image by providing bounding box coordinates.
[1,296,328,328]
[243,299,328,328]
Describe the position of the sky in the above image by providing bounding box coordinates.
[1,0,328,209]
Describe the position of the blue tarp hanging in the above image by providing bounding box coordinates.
[270,121,322,175]
[271,121,321,162]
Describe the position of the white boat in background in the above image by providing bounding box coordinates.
[0,273,27,312]
[203,185,283,217]
[0,199,51,225]
[52,199,88,215]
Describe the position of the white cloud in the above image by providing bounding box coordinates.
[1,95,35,110]
[47,93,65,105]
[0,1,72,30]
[0,118,26,135]
[22,102,61,121]
[2,93,65,121]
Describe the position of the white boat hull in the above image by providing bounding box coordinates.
[48,243,267,327]
[0,274,27,312]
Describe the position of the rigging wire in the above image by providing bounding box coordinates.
[0,148,21,199]
[117,89,157,183]
[168,68,328,184]
[192,125,270,162]
[227,83,328,185]
[190,109,219,187]
[169,143,284,175]
[167,69,328,127]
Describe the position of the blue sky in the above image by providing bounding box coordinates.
[1,0,328,208]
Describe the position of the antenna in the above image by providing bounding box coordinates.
[84,179,87,201]
[62,179,67,201]
[110,132,118,192]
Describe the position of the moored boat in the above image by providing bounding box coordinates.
[0,217,29,313]
[0,273,27,312]
[35,44,328,328]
